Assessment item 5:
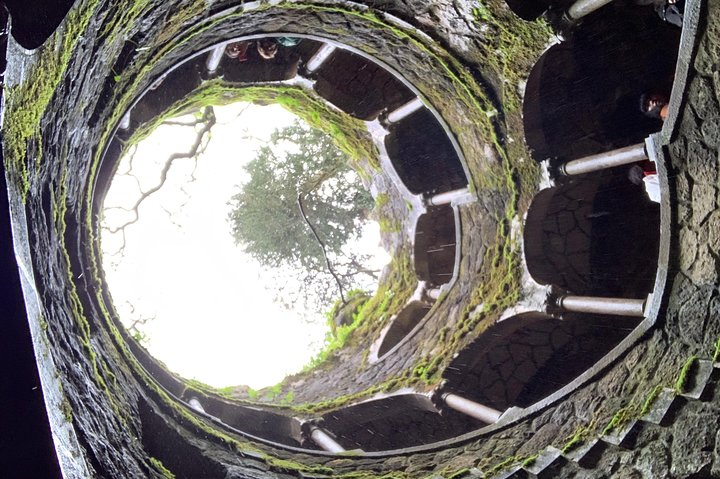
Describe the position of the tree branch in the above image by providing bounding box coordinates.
[103,106,216,247]
[297,193,346,304]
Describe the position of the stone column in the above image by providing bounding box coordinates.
[205,45,226,73]
[387,97,424,123]
[187,397,205,414]
[308,426,345,453]
[441,392,502,424]
[306,44,336,73]
[559,143,647,176]
[567,0,615,20]
[427,187,472,206]
[556,295,646,317]
[426,287,442,300]
[118,110,131,130]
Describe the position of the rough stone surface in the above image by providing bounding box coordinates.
[3,0,720,478]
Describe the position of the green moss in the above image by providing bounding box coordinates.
[262,457,333,475]
[263,383,284,401]
[300,292,370,372]
[60,396,73,423]
[446,467,471,479]
[561,420,596,454]
[713,336,720,362]
[482,456,519,476]
[52,173,105,386]
[675,355,697,393]
[375,193,390,208]
[279,391,295,405]
[183,379,221,397]
[639,384,663,416]
[3,0,102,198]
[601,404,636,436]
[459,219,522,338]
[98,0,152,41]
[470,0,552,112]
[561,435,584,454]
[123,81,379,175]
[521,454,539,468]
[412,354,444,383]
[379,217,402,233]
[148,457,176,479]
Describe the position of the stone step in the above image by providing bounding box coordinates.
[560,436,602,465]
[638,387,676,425]
[600,418,638,447]
[680,358,714,399]
[521,446,566,478]
[495,468,524,479]
[471,356,718,479]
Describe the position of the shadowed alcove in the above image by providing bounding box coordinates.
[414,204,457,288]
[523,4,680,162]
[384,107,468,195]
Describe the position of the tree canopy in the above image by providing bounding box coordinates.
[228,120,376,310]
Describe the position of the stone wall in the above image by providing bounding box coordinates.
[2,0,720,478]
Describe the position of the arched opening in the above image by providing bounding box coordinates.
[414,204,457,287]
[523,6,680,162]
[376,301,432,358]
[310,47,416,121]
[384,107,468,195]
[505,0,550,20]
[316,394,482,451]
[524,174,660,298]
[3,0,74,49]
[442,312,641,410]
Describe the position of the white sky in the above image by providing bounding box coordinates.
[101,102,389,389]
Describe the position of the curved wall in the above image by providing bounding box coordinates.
[2,0,717,477]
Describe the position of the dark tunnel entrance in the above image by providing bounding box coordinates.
[377,301,432,358]
[317,394,483,451]
[3,0,75,50]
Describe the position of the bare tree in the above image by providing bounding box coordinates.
[102,106,216,258]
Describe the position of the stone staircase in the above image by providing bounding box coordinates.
[455,357,719,479]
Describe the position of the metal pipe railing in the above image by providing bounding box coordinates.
[427,187,470,206]
[305,44,336,73]
[427,288,442,300]
[119,111,131,130]
[188,398,205,413]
